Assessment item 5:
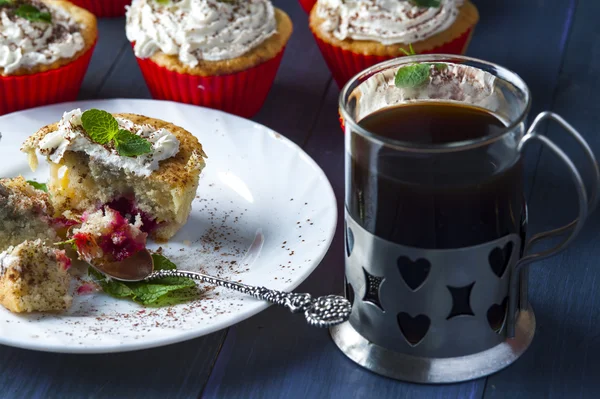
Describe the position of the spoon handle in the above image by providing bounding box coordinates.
[146,270,352,328]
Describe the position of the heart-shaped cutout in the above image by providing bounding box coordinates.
[346,226,354,258]
[486,297,508,333]
[488,242,513,278]
[397,312,430,346]
[397,256,431,291]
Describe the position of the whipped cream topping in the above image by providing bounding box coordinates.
[35,109,181,177]
[316,0,463,45]
[353,63,499,122]
[0,1,85,75]
[125,0,277,65]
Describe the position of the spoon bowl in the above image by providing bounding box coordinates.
[90,249,154,282]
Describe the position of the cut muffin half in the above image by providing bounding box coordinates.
[22,110,207,242]
[0,176,58,251]
[0,240,72,313]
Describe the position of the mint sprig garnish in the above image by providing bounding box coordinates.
[15,4,52,23]
[395,64,432,88]
[89,254,200,307]
[81,109,152,157]
[395,44,448,88]
[26,180,48,192]
[409,0,442,7]
[0,1,52,23]
[114,130,153,157]
[81,109,117,145]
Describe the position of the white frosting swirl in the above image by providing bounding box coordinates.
[316,0,463,45]
[126,0,277,66]
[0,1,85,75]
[36,109,181,177]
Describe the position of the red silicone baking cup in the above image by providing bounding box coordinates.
[134,48,286,118]
[70,0,131,18]
[0,43,96,116]
[313,27,474,89]
[299,0,317,14]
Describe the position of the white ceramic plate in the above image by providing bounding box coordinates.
[0,99,337,353]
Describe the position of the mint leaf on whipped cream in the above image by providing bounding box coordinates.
[0,0,13,6]
[89,254,199,307]
[396,44,448,87]
[114,130,152,157]
[409,0,442,7]
[15,4,52,23]
[395,64,431,88]
[81,109,152,157]
[81,109,118,145]
[154,0,170,4]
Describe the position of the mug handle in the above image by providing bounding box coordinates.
[507,112,600,338]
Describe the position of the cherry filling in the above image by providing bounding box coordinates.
[73,210,147,263]
[105,197,161,234]
[54,250,72,271]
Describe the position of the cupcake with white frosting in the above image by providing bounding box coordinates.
[70,0,132,18]
[126,0,293,118]
[310,0,479,87]
[0,0,97,115]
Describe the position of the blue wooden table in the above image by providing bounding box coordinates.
[2,0,600,397]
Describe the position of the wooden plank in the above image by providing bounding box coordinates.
[203,0,575,397]
[78,18,132,99]
[91,26,151,99]
[0,333,225,399]
[252,0,332,145]
[485,1,600,397]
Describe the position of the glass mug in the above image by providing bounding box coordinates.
[332,55,600,383]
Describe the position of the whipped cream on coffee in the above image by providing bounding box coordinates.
[316,0,463,45]
[126,0,277,66]
[353,63,499,122]
[0,1,85,75]
[32,109,180,177]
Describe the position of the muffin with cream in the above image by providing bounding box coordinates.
[0,0,97,115]
[125,0,293,118]
[22,108,207,242]
[70,0,131,18]
[310,0,479,87]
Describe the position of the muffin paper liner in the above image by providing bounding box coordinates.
[134,48,286,118]
[312,28,474,89]
[0,43,96,116]
[299,0,317,14]
[70,0,131,18]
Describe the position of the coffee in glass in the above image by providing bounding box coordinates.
[333,55,599,383]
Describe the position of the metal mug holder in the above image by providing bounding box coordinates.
[331,112,599,384]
